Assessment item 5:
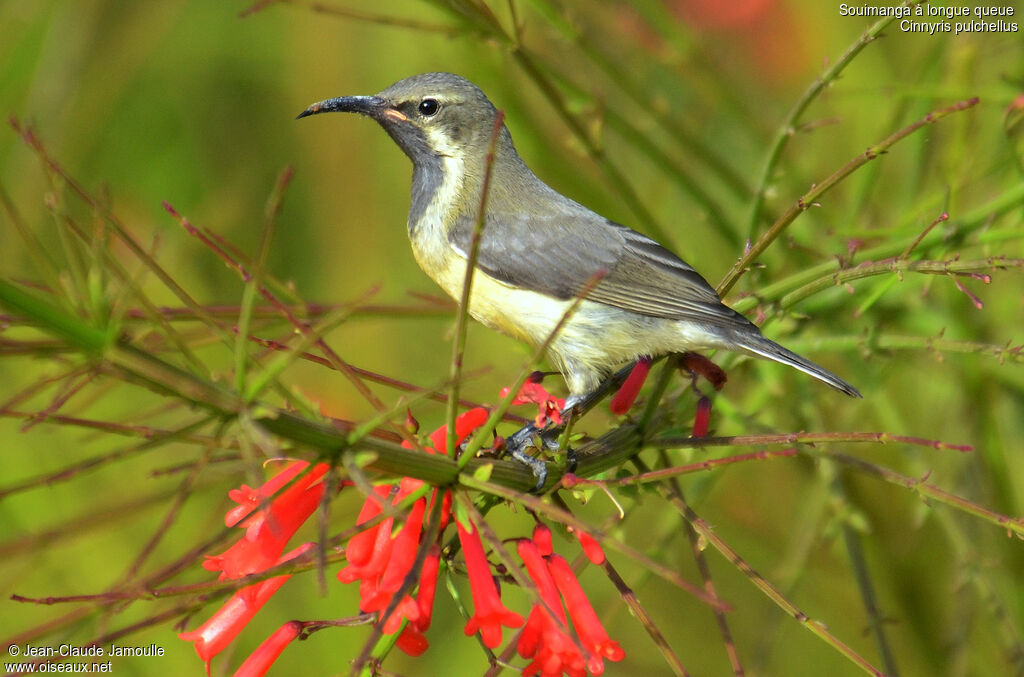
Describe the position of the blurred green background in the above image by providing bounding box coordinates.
[2,1,1023,675]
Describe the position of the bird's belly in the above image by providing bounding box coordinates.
[412,236,723,394]
[428,251,565,344]
[430,251,720,358]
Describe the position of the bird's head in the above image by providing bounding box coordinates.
[297,72,505,165]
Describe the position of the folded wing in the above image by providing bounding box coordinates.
[448,211,751,331]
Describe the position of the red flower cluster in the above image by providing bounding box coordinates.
[180,389,626,676]
[179,460,330,675]
[337,407,489,655]
[516,525,624,676]
[501,374,565,427]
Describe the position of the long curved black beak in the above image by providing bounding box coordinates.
[296,95,387,120]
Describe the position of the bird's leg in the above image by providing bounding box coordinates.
[564,362,637,415]
[503,421,552,492]
[502,362,640,491]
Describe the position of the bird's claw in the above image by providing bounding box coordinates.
[503,422,573,492]
[504,423,547,491]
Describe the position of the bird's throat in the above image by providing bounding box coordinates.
[408,154,471,294]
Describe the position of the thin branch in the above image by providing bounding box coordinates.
[720,97,980,296]
[658,485,883,675]
[447,111,505,456]
[742,1,922,243]
[458,474,729,612]
[655,431,973,453]
[241,0,462,36]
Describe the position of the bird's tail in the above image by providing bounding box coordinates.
[732,334,862,398]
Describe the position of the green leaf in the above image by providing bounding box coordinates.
[472,463,494,482]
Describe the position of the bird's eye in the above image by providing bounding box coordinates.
[418,99,440,117]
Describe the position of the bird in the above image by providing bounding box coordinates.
[297,72,860,425]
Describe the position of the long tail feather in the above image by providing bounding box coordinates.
[736,335,862,398]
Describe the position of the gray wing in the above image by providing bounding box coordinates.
[449,210,751,330]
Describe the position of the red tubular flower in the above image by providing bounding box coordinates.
[523,628,587,677]
[206,462,328,580]
[224,461,314,529]
[414,544,441,632]
[547,554,624,674]
[337,509,395,586]
[179,543,310,674]
[336,482,425,651]
[681,353,727,390]
[380,596,424,636]
[181,459,328,673]
[179,576,290,673]
[232,621,302,677]
[532,523,553,557]
[567,527,606,566]
[341,485,394,569]
[368,499,428,635]
[501,377,565,427]
[424,406,490,454]
[337,408,490,656]
[517,539,587,677]
[458,520,525,648]
[395,625,430,657]
[378,498,427,597]
[609,357,652,415]
[516,539,567,646]
[692,395,712,437]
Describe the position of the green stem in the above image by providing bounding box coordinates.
[721,96,980,296]
[779,256,1021,309]
[0,279,109,352]
[447,111,504,456]
[659,484,883,676]
[727,182,1024,312]
[743,1,921,243]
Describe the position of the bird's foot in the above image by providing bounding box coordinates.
[503,420,573,492]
